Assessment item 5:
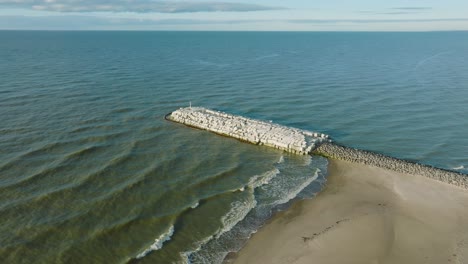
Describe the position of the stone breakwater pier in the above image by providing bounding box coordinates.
[167,107,468,189]
[167,107,330,155]
[312,142,468,189]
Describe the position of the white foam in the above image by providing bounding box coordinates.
[195,59,230,68]
[251,53,280,61]
[217,196,257,239]
[181,158,327,264]
[277,155,285,164]
[136,225,175,259]
[274,169,320,206]
[302,155,312,166]
[454,165,465,170]
[179,235,214,264]
[180,193,257,263]
[414,51,452,70]
[247,168,280,189]
[191,201,199,209]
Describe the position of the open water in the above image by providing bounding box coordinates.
[1,31,468,263]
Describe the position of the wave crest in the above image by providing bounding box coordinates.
[136,225,175,259]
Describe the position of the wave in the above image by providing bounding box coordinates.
[184,156,327,264]
[274,169,320,206]
[195,59,230,68]
[0,141,72,171]
[414,51,452,70]
[251,53,280,61]
[181,192,257,264]
[110,107,136,114]
[0,140,140,212]
[0,130,128,188]
[136,225,175,259]
[216,196,257,239]
[191,201,200,209]
[180,163,242,191]
[247,168,280,189]
[69,125,107,134]
[454,165,465,170]
[180,235,214,264]
[277,155,284,164]
[60,145,106,165]
[0,142,108,192]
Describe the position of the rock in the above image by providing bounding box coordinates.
[167,107,330,155]
[312,142,468,190]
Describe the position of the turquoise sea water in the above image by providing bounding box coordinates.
[1,31,468,263]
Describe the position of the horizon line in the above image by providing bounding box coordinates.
[1,29,468,32]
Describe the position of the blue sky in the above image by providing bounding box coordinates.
[1,0,467,30]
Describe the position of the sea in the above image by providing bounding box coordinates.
[1,31,468,264]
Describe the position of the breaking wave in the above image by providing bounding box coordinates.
[136,225,175,259]
[273,169,320,206]
[217,195,257,240]
[247,168,280,189]
[182,155,328,264]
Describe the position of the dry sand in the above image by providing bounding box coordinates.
[232,159,468,264]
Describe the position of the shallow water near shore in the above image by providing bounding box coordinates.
[1,31,468,263]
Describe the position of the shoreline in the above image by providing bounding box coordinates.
[164,108,468,263]
[166,108,467,189]
[231,158,468,264]
[313,142,468,189]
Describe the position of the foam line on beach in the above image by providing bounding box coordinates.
[274,168,320,206]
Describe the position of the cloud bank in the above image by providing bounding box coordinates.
[392,7,432,11]
[359,7,433,16]
[290,18,468,24]
[0,0,283,13]
[3,15,468,30]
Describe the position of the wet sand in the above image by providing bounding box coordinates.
[232,159,468,264]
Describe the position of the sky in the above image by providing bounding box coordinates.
[0,0,468,31]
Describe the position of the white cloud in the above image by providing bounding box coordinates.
[0,0,284,13]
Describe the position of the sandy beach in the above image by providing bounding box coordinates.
[232,159,468,264]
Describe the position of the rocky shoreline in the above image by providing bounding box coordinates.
[313,142,468,189]
[166,107,468,190]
